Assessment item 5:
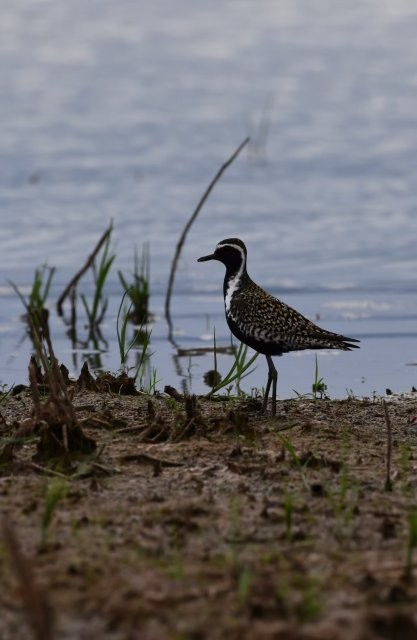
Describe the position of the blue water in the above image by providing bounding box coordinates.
[1,1,417,398]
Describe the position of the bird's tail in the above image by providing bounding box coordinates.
[308,332,360,351]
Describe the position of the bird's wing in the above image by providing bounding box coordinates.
[231,287,358,350]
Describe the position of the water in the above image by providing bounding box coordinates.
[1,0,417,398]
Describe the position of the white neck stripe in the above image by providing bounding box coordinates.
[224,249,246,314]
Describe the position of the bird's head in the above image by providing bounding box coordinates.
[197,238,247,272]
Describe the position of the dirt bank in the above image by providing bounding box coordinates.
[1,389,417,639]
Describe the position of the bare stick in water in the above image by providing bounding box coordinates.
[164,137,250,337]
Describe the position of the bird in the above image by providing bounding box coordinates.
[197,238,360,416]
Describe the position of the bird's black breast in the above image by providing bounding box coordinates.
[225,312,285,356]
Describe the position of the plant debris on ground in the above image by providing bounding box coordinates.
[1,385,417,639]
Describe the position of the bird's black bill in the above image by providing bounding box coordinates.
[197,254,215,262]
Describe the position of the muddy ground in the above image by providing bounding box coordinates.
[2,387,417,640]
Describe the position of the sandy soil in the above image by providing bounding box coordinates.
[1,387,417,640]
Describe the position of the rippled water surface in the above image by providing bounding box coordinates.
[1,1,417,398]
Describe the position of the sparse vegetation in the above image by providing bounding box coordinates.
[81,223,115,340]
[312,354,328,400]
[10,263,55,343]
[56,222,115,357]
[40,478,68,549]
[118,243,151,325]
[206,340,259,399]
[27,264,55,326]
[237,565,252,607]
[116,289,145,368]
[116,287,154,391]
[132,329,153,387]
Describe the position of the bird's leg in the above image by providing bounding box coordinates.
[262,367,272,414]
[263,355,278,416]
